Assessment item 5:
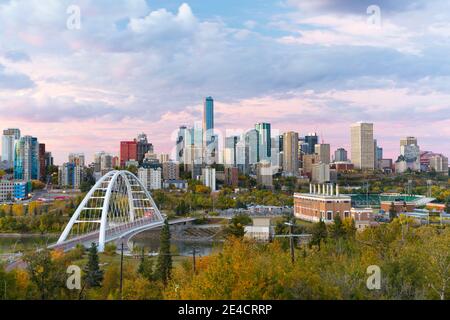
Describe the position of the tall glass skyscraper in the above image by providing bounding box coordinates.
[203,97,214,143]
[304,133,319,155]
[2,128,21,169]
[255,123,271,161]
[14,135,39,181]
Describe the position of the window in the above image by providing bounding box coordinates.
[327,211,333,220]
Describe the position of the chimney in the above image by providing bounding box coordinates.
[331,184,334,196]
[309,184,312,194]
[336,184,340,196]
[313,184,316,194]
[326,184,329,195]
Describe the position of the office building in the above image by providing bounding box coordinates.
[224,136,240,167]
[315,143,331,164]
[136,133,153,164]
[302,154,320,176]
[120,140,137,167]
[245,129,259,165]
[334,148,348,162]
[395,137,420,173]
[282,132,299,177]
[14,136,40,181]
[350,122,375,170]
[2,129,20,169]
[176,126,188,164]
[304,133,319,155]
[255,123,271,161]
[400,137,418,148]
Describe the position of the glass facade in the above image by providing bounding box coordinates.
[255,123,271,161]
[14,136,39,181]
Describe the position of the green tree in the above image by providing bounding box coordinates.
[83,243,104,288]
[138,249,155,281]
[330,215,346,240]
[224,214,252,238]
[155,219,172,286]
[310,219,328,250]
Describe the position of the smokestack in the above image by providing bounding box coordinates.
[326,184,329,195]
[336,184,340,196]
[309,184,312,194]
[313,184,316,194]
[331,184,334,196]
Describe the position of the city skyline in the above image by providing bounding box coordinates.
[1,1,450,163]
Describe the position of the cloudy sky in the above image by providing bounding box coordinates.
[0,0,449,164]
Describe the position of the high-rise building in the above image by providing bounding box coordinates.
[203,97,214,143]
[334,148,348,162]
[282,132,299,177]
[350,122,375,170]
[311,163,330,183]
[120,140,138,167]
[14,136,39,181]
[430,155,448,176]
[44,152,53,168]
[224,167,239,188]
[304,133,319,155]
[376,145,383,166]
[245,129,259,165]
[58,162,82,188]
[202,166,216,192]
[39,143,46,181]
[257,160,273,188]
[255,123,271,161]
[136,134,153,164]
[236,138,249,174]
[315,143,331,164]
[138,167,162,190]
[162,161,179,180]
[69,153,85,167]
[224,136,240,167]
[176,126,188,164]
[2,128,20,169]
[400,137,418,148]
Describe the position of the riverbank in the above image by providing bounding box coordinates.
[0,233,59,238]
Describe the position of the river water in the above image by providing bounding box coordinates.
[0,230,220,257]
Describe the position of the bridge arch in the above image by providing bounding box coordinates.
[56,170,164,252]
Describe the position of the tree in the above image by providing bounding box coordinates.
[310,219,328,250]
[155,219,172,286]
[24,249,66,300]
[445,199,450,214]
[138,249,155,281]
[83,243,104,288]
[329,215,346,240]
[224,214,252,238]
[389,202,398,221]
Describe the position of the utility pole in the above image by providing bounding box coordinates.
[284,220,295,264]
[119,242,124,300]
[191,247,198,273]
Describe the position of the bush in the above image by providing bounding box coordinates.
[104,243,117,256]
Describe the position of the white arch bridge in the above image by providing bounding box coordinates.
[50,170,194,252]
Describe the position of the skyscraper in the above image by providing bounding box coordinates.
[2,128,20,169]
[245,129,259,165]
[400,137,418,148]
[176,126,188,164]
[203,97,214,142]
[334,148,348,162]
[136,133,153,164]
[304,133,319,155]
[120,140,138,167]
[255,123,271,161]
[39,143,46,181]
[14,136,40,181]
[282,132,299,177]
[350,122,375,170]
[203,97,216,165]
[315,143,331,164]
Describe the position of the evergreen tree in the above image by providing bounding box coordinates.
[389,202,397,221]
[138,248,155,281]
[445,199,450,214]
[84,243,104,288]
[156,219,172,286]
[310,219,328,250]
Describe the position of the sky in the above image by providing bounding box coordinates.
[0,0,449,164]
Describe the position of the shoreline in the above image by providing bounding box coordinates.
[0,233,58,238]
